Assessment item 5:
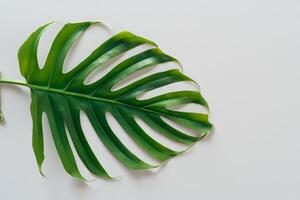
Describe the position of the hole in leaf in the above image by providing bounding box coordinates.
[111,61,181,92]
[80,111,120,177]
[42,112,71,178]
[134,116,189,151]
[63,23,112,73]
[160,116,200,137]
[64,123,92,180]
[83,54,124,85]
[84,43,155,85]
[37,22,64,69]
[105,112,159,165]
[137,81,199,100]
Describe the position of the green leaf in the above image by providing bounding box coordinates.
[16,21,213,180]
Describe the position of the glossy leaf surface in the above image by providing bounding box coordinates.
[18,22,213,179]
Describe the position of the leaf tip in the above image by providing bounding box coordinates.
[37,163,47,178]
[39,170,47,178]
[198,127,214,141]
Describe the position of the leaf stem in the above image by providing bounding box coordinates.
[0,79,30,88]
[0,78,30,122]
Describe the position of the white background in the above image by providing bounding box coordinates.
[0,0,300,199]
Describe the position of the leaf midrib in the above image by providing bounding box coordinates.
[25,82,166,117]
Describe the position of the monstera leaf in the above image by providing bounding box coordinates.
[0,22,212,180]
